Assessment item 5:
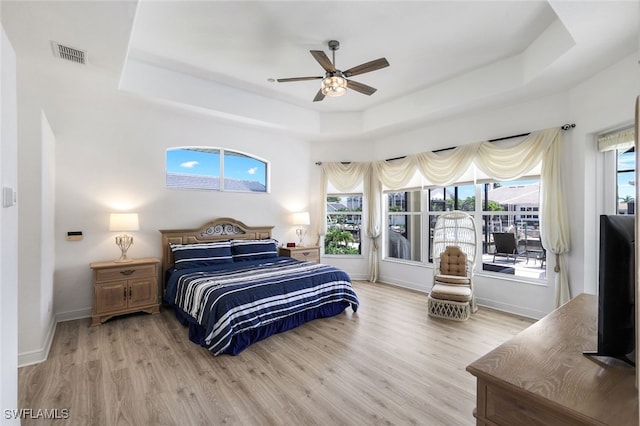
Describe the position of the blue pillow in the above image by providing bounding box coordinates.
[170,241,233,269]
[231,239,278,261]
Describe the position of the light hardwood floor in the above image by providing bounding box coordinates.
[19,281,534,425]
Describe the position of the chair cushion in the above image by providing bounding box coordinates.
[440,246,467,276]
[430,283,473,302]
[434,274,470,285]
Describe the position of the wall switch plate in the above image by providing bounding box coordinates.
[67,231,83,241]
[2,187,16,208]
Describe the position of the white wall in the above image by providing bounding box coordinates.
[1,24,19,423]
[16,62,57,365]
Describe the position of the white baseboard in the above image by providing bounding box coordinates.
[18,317,56,368]
[474,297,544,320]
[55,307,92,323]
[377,276,429,293]
[17,308,92,368]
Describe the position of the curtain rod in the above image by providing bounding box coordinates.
[315,123,576,165]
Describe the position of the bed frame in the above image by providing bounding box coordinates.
[159,217,274,293]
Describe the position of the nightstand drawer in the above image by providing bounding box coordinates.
[95,264,156,282]
[290,250,320,262]
[278,246,320,263]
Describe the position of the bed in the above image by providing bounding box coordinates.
[159,217,359,356]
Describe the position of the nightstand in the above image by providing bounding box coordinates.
[90,257,160,326]
[278,245,320,263]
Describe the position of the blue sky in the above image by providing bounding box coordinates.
[166,148,266,183]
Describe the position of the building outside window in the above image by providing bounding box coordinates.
[325,194,362,255]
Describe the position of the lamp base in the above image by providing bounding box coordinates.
[114,234,134,263]
[296,228,307,246]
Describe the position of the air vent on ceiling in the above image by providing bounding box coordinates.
[51,41,86,65]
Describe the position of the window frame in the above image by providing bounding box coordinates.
[166,146,270,193]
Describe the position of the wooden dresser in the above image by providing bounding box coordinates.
[278,245,320,263]
[90,257,160,326]
[466,293,637,425]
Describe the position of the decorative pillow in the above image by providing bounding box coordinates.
[231,239,278,261]
[170,241,233,269]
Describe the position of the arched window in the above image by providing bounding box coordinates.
[166,147,269,193]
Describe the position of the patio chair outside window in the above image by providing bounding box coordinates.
[492,232,521,263]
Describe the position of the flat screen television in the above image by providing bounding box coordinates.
[584,215,636,366]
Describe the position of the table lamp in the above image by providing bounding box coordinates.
[292,212,310,246]
[109,213,139,262]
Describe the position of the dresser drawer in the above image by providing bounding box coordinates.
[95,264,156,282]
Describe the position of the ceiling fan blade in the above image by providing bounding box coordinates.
[346,79,377,96]
[310,50,335,72]
[277,76,323,83]
[343,58,389,77]
[313,89,325,102]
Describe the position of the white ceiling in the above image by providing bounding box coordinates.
[2,1,639,139]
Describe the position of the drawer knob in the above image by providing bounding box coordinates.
[120,269,135,276]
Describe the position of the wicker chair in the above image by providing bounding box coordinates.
[428,211,477,321]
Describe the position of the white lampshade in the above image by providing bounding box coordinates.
[292,212,310,226]
[109,213,139,232]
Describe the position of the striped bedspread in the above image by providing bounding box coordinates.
[169,258,359,355]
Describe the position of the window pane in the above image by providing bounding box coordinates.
[455,184,475,211]
[223,151,267,193]
[481,179,545,280]
[326,195,362,255]
[617,147,635,214]
[388,190,421,212]
[388,214,421,261]
[166,148,220,190]
[429,188,446,211]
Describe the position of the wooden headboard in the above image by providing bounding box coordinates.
[159,217,273,291]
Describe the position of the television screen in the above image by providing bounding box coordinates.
[585,215,635,366]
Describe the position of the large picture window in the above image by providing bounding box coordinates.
[166,147,268,193]
[325,194,362,255]
[383,178,545,281]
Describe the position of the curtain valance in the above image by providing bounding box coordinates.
[597,127,634,152]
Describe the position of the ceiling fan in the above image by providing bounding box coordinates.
[277,40,390,102]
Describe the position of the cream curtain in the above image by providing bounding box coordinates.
[539,129,572,306]
[319,127,571,306]
[415,143,478,186]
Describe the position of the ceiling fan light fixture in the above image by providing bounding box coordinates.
[321,75,347,97]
